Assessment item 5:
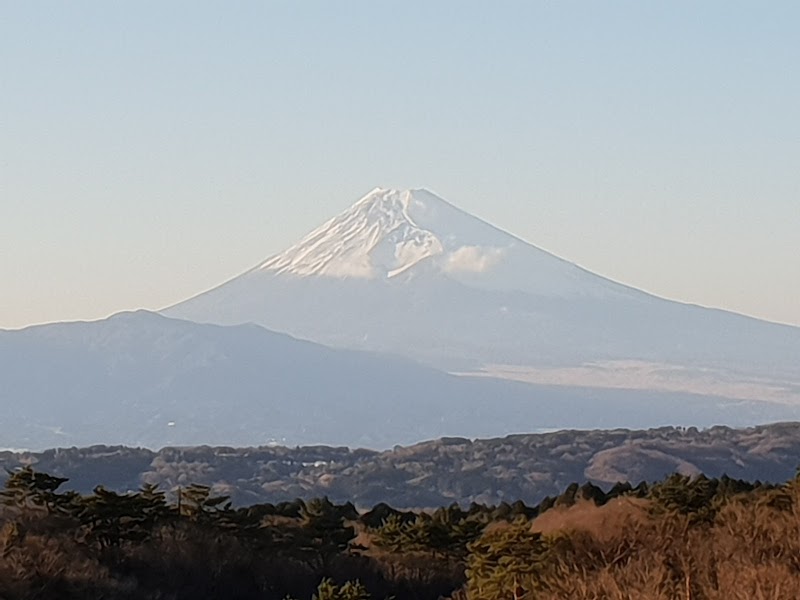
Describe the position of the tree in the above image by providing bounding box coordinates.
[312,578,370,600]
[466,521,550,600]
[372,513,408,553]
[1,466,76,516]
[283,578,370,600]
[649,473,718,523]
[177,483,231,523]
[79,485,170,549]
[297,497,356,568]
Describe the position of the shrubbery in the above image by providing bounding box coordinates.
[1,466,799,599]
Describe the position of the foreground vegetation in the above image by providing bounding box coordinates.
[3,465,800,599]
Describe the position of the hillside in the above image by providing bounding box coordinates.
[4,422,800,508]
[166,188,800,403]
[5,311,793,451]
[6,464,800,599]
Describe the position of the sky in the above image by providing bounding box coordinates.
[2,1,798,329]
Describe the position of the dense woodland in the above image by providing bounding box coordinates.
[3,464,800,599]
[3,422,800,508]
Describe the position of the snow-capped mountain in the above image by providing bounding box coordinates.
[166,187,800,403]
[6,188,798,450]
[257,187,636,298]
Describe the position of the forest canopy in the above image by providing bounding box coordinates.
[2,465,800,599]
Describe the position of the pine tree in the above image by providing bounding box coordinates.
[298,497,356,568]
[1,466,75,516]
[466,520,550,600]
[307,578,370,600]
[373,513,407,552]
[178,483,232,523]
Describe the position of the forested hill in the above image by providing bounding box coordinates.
[3,422,800,508]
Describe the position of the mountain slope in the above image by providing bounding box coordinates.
[3,311,796,451]
[254,187,632,298]
[5,423,800,507]
[166,188,800,394]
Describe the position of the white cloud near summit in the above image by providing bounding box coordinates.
[443,246,506,274]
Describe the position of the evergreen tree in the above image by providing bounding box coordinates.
[178,483,232,523]
[298,497,356,567]
[372,513,407,553]
[295,578,370,600]
[466,520,550,600]
[79,486,169,548]
[1,466,76,516]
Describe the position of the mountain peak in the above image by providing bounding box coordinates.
[354,187,453,210]
[256,187,500,280]
[247,186,635,299]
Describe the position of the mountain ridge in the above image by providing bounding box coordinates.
[165,187,800,394]
[3,310,796,451]
[4,422,800,508]
[204,187,643,299]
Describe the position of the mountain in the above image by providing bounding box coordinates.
[166,187,800,403]
[255,187,629,298]
[6,188,796,451]
[3,311,796,451]
[5,423,800,508]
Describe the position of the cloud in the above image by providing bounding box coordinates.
[443,246,505,274]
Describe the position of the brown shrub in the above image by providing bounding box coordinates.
[519,490,800,600]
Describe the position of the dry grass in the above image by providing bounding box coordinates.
[5,478,800,599]
[519,491,800,600]
[530,497,650,541]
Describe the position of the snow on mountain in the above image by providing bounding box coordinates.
[258,188,446,279]
[10,188,799,450]
[165,187,800,398]
[255,187,638,298]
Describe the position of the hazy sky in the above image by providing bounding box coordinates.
[2,1,798,329]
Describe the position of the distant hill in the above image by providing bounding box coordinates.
[4,422,800,508]
[5,311,796,451]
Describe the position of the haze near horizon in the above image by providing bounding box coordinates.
[2,2,799,329]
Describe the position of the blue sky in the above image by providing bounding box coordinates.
[2,1,798,328]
